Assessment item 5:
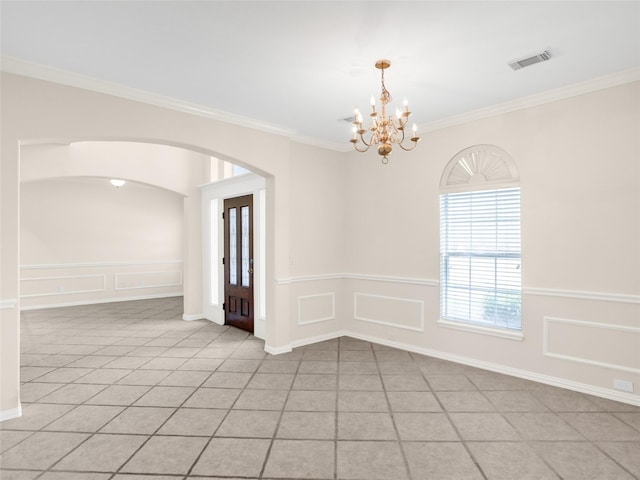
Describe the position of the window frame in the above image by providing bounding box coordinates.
[439,187,522,336]
[438,145,523,340]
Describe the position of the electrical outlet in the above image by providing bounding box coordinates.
[58,285,64,293]
[613,379,634,393]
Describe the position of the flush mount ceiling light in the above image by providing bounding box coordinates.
[109,179,126,188]
[351,59,420,164]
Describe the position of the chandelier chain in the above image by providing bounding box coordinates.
[379,67,391,105]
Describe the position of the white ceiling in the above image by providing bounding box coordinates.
[1,1,639,149]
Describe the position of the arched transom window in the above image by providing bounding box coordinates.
[439,145,522,334]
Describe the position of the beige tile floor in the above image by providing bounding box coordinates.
[1,297,639,479]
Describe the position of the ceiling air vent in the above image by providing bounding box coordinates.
[508,50,551,71]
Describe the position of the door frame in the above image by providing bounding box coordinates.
[201,173,266,339]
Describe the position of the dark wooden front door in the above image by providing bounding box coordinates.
[223,195,254,333]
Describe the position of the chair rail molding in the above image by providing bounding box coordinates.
[276,273,438,286]
[0,298,18,310]
[21,259,183,269]
[524,287,640,304]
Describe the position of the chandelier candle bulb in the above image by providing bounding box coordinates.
[350,59,421,163]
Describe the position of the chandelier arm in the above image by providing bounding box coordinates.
[359,134,374,147]
[394,126,414,151]
[353,142,370,153]
[397,141,418,152]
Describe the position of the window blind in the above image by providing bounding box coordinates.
[440,187,521,330]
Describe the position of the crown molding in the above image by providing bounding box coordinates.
[290,133,350,153]
[2,55,638,151]
[421,67,640,134]
[0,55,295,139]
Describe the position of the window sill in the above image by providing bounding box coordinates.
[437,318,524,341]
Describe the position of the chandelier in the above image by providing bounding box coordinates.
[351,59,420,164]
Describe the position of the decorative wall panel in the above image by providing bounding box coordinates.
[354,292,424,332]
[544,316,640,374]
[298,292,335,325]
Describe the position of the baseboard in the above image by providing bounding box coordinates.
[264,344,293,355]
[342,330,640,407]
[183,313,205,321]
[254,316,266,341]
[0,403,22,422]
[290,330,346,349]
[20,292,183,310]
[264,330,347,356]
[278,329,639,407]
[206,316,225,326]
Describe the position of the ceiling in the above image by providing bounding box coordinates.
[1,1,639,150]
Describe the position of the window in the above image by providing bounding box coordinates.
[440,187,521,330]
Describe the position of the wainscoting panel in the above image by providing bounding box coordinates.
[298,292,335,325]
[115,270,183,290]
[21,274,106,297]
[20,261,183,309]
[544,316,640,374]
[354,292,424,332]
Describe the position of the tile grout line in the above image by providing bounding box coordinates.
[371,345,414,480]
[29,305,207,478]
[131,326,257,478]
[13,304,180,478]
[479,385,564,480]
[46,309,235,479]
[7,299,640,480]
[334,339,341,480]
[426,371,490,480]
[184,332,272,479]
[257,350,302,480]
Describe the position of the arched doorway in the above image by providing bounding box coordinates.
[1,74,292,420]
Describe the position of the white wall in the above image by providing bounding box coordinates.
[20,177,184,308]
[1,71,639,421]
[18,141,212,313]
[285,142,347,346]
[341,81,640,404]
[20,141,211,196]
